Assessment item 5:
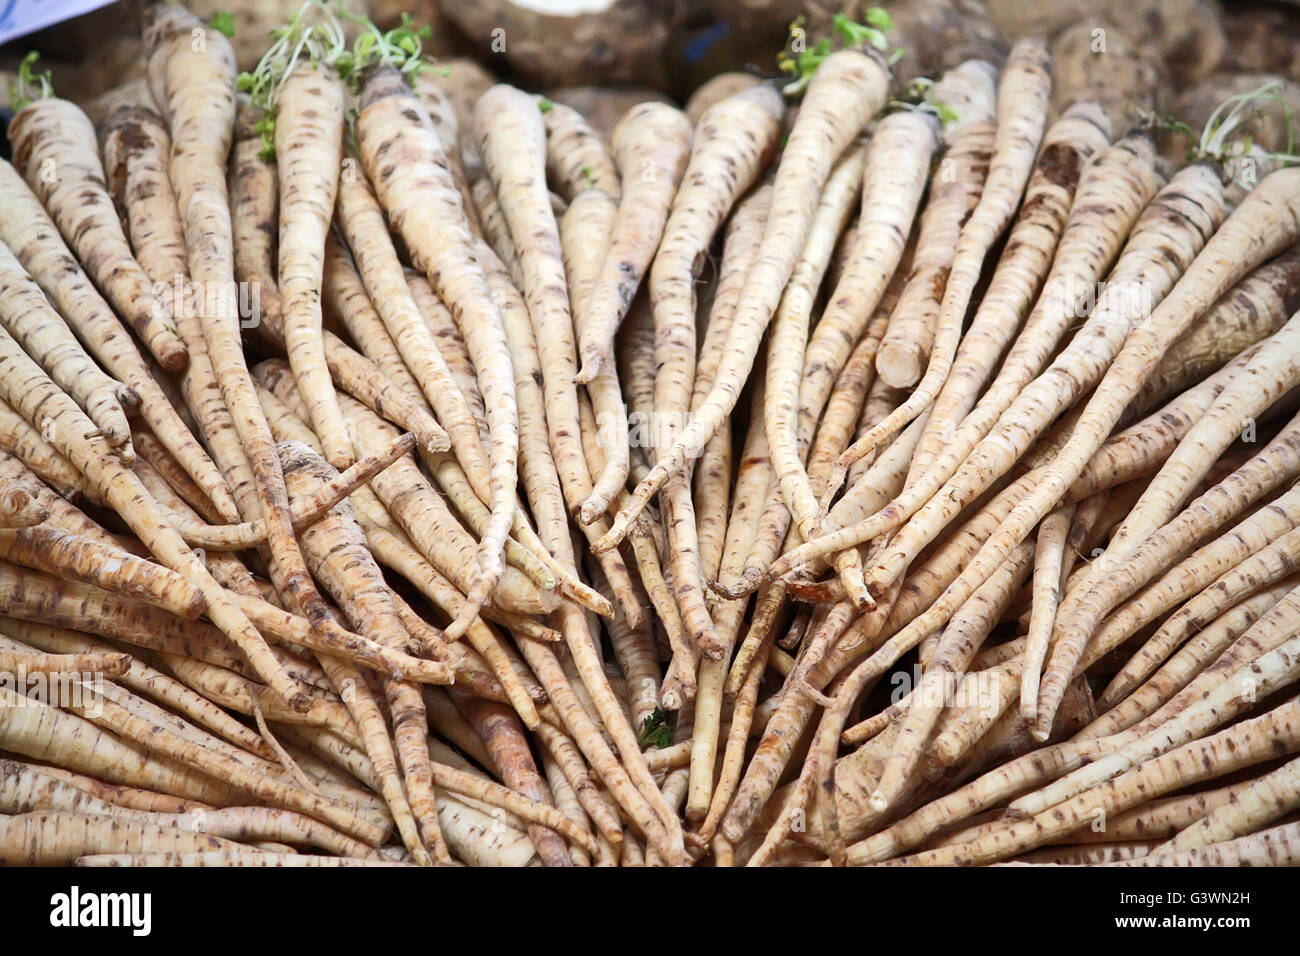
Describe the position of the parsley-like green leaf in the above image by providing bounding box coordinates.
[209,11,235,38]
[865,7,893,31]
[934,101,958,125]
[638,708,674,750]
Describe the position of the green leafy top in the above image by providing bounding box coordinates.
[931,101,958,126]
[332,9,430,89]
[638,707,674,750]
[537,97,554,114]
[8,51,54,111]
[209,10,235,38]
[1132,106,1195,140]
[777,10,903,95]
[885,76,955,126]
[236,1,349,160]
[834,10,892,49]
[1191,79,1297,174]
[777,15,833,91]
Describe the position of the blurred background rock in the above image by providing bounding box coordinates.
[3,0,1298,156]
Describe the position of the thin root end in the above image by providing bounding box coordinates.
[801,683,835,708]
[573,353,600,385]
[577,499,605,526]
[445,599,484,643]
[589,530,619,555]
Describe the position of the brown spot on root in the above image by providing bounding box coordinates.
[1034,142,1082,191]
[357,65,411,113]
[929,265,951,302]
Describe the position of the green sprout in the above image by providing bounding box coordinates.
[1132,106,1195,140]
[864,7,894,31]
[776,15,830,88]
[209,10,235,38]
[778,35,832,94]
[236,1,350,160]
[1193,79,1296,172]
[538,97,555,114]
[777,9,902,96]
[887,77,954,124]
[8,51,53,111]
[832,12,889,52]
[638,708,674,750]
[932,101,958,126]
[333,6,431,87]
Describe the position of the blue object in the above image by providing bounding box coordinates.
[683,22,731,65]
[0,0,116,48]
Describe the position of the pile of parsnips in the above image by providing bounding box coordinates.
[0,1,1299,867]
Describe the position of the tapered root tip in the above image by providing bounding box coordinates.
[577,587,615,619]
[849,589,876,612]
[842,571,876,611]
[822,464,849,509]
[1029,713,1052,742]
[1096,682,1128,710]
[589,528,619,554]
[117,385,143,411]
[573,351,602,385]
[623,602,645,630]
[443,598,484,643]
[800,682,836,709]
[181,590,208,620]
[577,497,605,526]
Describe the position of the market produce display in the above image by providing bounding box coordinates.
[0,0,1299,867]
